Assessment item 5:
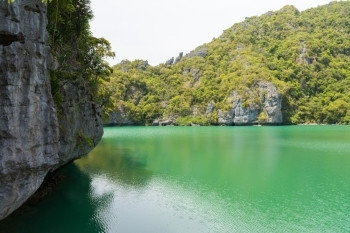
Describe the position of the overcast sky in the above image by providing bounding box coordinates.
[90,0,331,66]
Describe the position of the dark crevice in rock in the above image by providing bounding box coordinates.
[0,32,25,46]
[11,18,19,23]
[24,5,41,14]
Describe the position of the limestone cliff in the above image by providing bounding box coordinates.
[217,82,282,125]
[109,80,282,126]
[0,1,103,220]
[57,81,103,167]
[0,0,59,220]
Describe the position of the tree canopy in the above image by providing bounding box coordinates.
[47,0,115,108]
[104,2,350,125]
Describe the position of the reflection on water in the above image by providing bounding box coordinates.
[76,145,153,187]
[0,164,105,233]
[1,126,350,232]
[88,175,242,233]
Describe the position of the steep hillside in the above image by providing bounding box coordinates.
[105,2,350,125]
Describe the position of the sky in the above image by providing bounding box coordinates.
[90,0,332,66]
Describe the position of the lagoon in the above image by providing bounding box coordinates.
[1,126,350,232]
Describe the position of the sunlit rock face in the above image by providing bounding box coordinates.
[0,0,60,220]
[218,81,282,125]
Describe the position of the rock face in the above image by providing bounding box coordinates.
[258,82,283,124]
[0,1,59,220]
[206,100,215,114]
[106,104,134,126]
[0,1,103,220]
[186,47,208,58]
[152,118,175,126]
[57,82,103,167]
[218,82,282,125]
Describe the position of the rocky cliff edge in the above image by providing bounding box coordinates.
[0,1,103,220]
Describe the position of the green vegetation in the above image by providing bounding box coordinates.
[76,130,94,147]
[106,2,350,125]
[47,0,114,111]
[176,116,209,126]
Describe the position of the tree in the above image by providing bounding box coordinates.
[47,0,115,111]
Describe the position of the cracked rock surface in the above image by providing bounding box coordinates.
[0,0,59,220]
[0,0,103,220]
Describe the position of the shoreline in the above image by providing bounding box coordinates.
[104,123,347,127]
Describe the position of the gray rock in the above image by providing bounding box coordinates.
[165,57,174,65]
[263,11,274,17]
[218,109,234,125]
[206,100,215,114]
[0,1,103,220]
[192,69,200,82]
[174,52,183,63]
[153,118,175,126]
[296,40,313,65]
[0,1,59,220]
[137,60,149,71]
[258,82,282,123]
[218,82,282,125]
[230,91,260,124]
[107,104,134,126]
[186,47,208,58]
[57,82,103,166]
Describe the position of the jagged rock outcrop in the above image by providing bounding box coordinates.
[186,47,208,58]
[165,53,183,65]
[0,1,103,220]
[218,82,282,125]
[165,57,174,65]
[0,0,59,220]
[174,52,183,63]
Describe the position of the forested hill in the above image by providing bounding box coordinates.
[102,1,350,125]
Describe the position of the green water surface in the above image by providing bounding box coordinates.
[1,126,350,232]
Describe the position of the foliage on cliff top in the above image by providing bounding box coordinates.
[107,1,350,125]
[47,0,114,108]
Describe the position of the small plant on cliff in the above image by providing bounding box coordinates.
[76,130,94,147]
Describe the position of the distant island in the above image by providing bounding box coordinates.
[101,2,350,126]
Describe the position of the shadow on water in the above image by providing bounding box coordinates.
[75,138,153,187]
[0,164,105,233]
[0,134,154,233]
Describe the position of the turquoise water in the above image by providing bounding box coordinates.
[1,126,350,232]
